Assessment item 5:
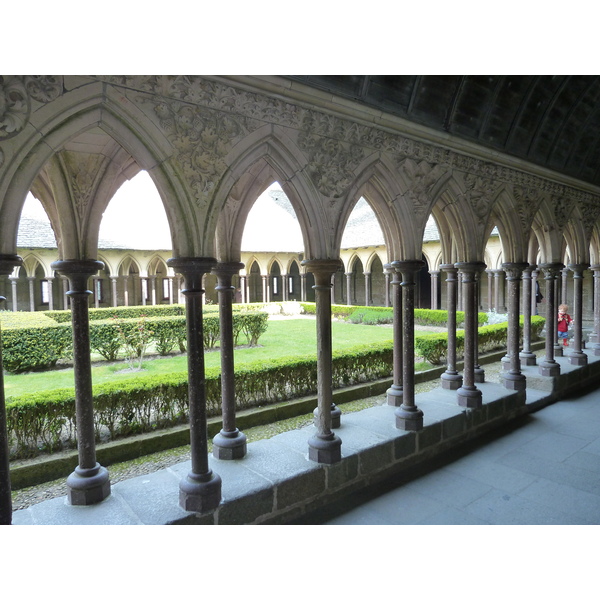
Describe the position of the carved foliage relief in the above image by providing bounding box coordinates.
[396,158,446,218]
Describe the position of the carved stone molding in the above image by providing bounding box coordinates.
[513,185,544,231]
[0,76,29,140]
[396,158,447,217]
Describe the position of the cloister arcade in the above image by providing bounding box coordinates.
[2,75,600,524]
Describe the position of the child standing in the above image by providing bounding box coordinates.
[557,304,573,347]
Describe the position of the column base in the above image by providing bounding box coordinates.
[501,356,511,370]
[569,352,588,366]
[502,372,527,391]
[179,470,222,513]
[386,384,403,406]
[313,404,341,429]
[519,351,537,366]
[538,360,560,377]
[395,405,424,431]
[213,429,247,460]
[474,367,485,383]
[308,433,342,464]
[593,343,600,356]
[441,371,462,390]
[554,344,563,357]
[457,386,482,409]
[67,463,111,506]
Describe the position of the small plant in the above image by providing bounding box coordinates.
[114,315,154,370]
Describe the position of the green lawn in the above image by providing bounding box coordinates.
[3,318,394,398]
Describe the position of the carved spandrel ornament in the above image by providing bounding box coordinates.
[579,201,600,241]
[395,158,447,217]
[147,96,251,207]
[297,112,365,199]
[60,151,107,220]
[0,76,29,140]
[513,185,543,231]
[551,194,573,232]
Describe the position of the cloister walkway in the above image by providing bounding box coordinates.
[11,350,600,526]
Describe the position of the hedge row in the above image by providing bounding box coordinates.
[300,303,483,327]
[4,315,545,459]
[415,315,546,364]
[43,304,188,323]
[1,311,269,373]
[4,341,394,459]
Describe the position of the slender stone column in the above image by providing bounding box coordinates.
[122,276,130,306]
[47,277,54,310]
[0,255,22,525]
[92,277,100,308]
[212,262,247,460]
[282,274,289,301]
[493,270,503,312]
[440,264,462,390]
[149,275,157,305]
[520,265,537,366]
[167,257,221,512]
[430,270,439,309]
[10,277,17,311]
[51,259,111,505]
[110,276,118,307]
[239,276,247,303]
[473,268,485,383]
[538,263,563,376]
[261,275,267,303]
[531,269,539,316]
[345,272,352,306]
[385,263,403,406]
[364,272,371,306]
[168,277,174,304]
[568,264,588,366]
[487,270,493,310]
[27,276,35,311]
[456,262,485,408]
[395,260,424,431]
[331,274,336,304]
[561,268,569,305]
[302,259,343,463]
[384,272,390,307]
[553,272,564,356]
[590,266,600,355]
[501,263,527,390]
[457,271,463,310]
[61,276,69,309]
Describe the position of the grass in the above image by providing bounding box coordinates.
[3,317,395,398]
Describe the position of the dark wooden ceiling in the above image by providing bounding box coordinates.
[286,75,600,187]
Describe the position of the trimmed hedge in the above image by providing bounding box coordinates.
[4,341,394,459]
[44,304,187,323]
[2,310,269,372]
[415,315,545,364]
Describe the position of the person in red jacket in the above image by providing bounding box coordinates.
[557,304,573,347]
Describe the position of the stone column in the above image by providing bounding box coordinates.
[27,276,36,311]
[440,264,462,390]
[331,274,336,305]
[590,266,600,355]
[282,274,289,301]
[538,263,563,376]
[301,273,307,302]
[384,272,390,307]
[262,275,268,303]
[487,270,493,311]
[0,255,22,525]
[61,276,69,309]
[150,275,157,305]
[455,262,485,408]
[122,276,130,306]
[47,277,54,311]
[212,262,247,460]
[344,272,352,306]
[385,263,403,406]
[364,272,371,306]
[141,277,147,306]
[302,259,343,464]
[531,269,539,316]
[10,277,18,311]
[92,277,100,308]
[110,276,118,307]
[493,270,503,312]
[520,265,537,366]
[395,260,425,431]
[473,268,485,383]
[561,268,569,305]
[51,259,111,505]
[240,275,247,303]
[167,256,221,513]
[568,263,588,366]
[168,277,174,304]
[501,263,527,391]
[430,270,439,310]
[457,271,463,310]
